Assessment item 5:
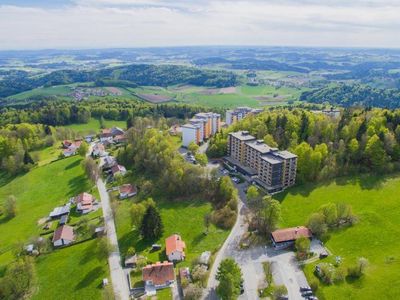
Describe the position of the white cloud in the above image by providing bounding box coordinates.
[0,0,399,50]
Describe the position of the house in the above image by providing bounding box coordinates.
[118,184,137,199]
[103,155,117,169]
[271,226,312,249]
[142,261,175,296]
[100,127,125,142]
[63,148,76,157]
[165,234,186,261]
[84,135,95,143]
[179,267,191,282]
[114,134,127,144]
[59,214,68,225]
[198,251,211,265]
[111,164,127,177]
[92,143,107,157]
[95,226,106,237]
[62,140,82,157]
[62,140,73,149]
[74,192,95,214]
[52,225,75,247]
[49,203,71,219]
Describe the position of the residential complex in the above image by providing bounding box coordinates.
[225,107,263,125]
[181,112,221,147]
[227,131,297,193]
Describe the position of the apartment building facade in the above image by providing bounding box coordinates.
[227,131,297,192]
[225,107,263,125]
[182,112,221,147]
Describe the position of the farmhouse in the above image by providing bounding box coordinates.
[52,225,75,247]
[271,226,312,249]
[142,261,175,296]
[114,134,127,144]
[100,127,125,142]
[62,140,82,157]
[118,184,137,199]
[111,164,127,177]
[49,203,71,219]
[92,143,107,157]
[74,192,96,214]
[165,234,186,261]
[103,156,117,169]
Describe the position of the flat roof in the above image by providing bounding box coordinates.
[275,150,297,159]
[245,140,273,154]
[181,123,199,129]
[229,131,256,141]
[261,154,283,165]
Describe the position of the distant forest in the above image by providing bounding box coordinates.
[0,64,238,97]
[301,84,400,109]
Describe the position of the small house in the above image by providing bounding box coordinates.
[165,234,186,262]
[114,134,127,144]
[142,261,175,296]
[74,192,95,214]
[111,164,127,177]
[49,203,71,219]
[198,251,211,265]
[118,184,137,199]
[52,225,75,247]
[125,254,138,268]
[92,143,107,157]
[59,214,68,225]
[271,226,312,249]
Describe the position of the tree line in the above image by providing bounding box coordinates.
[208,107,400,183]
[0,64,238,98]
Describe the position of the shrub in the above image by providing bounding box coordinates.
[183,283,203,300]
[191,265,208,287]
[347,257,369,278]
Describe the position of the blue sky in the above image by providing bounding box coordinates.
[0,0,399,50]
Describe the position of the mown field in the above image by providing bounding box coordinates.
[115,198,229,266]
[274,174,400,300]
[63,117,127,135]
[0,154,108,299]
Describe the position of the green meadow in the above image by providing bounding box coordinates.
[274,174,400,300]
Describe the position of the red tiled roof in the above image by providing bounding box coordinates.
[142,261,174,285]
[165,234,186,256]
[75,192,94,205]
[271,226,312,243]
[111,165,126,175]
[114,134,126,141]
[52,225,75,242]
[119,184,136,195]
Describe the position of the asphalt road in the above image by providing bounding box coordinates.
[203,182,310,300]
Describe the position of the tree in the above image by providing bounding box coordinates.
[183,283,203,300]
[97,237,113,262]
[191,264,208,287]
[246,185,259,204]
[307,212,327,237]
[204,213,211,234]
[259,197,281,234]
[216,258,242,300]
[195,153,208,166]
[263,134,278,147]
[272,285,288,300]
[348,257,369,278]
[82,157,99,183]
[99,115,106,129]
[4,195,17,218]
[295,236,310,260]
[140,205,163,241]
[0,257,36,300]
[188,142,199,154]
[78,141,89,157]
[320,203,338,227]
[130,202,146,229]
[23,151,34,165]
[365,134,387,170]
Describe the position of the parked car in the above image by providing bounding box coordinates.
[302,291,313,297]
[319,252,329,259]
[300,287,312,292]
[231,177,240,183]
[239,282,244,294]
[221,169,229,175]
[151,244,161,251]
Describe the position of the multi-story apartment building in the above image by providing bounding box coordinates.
[182,112,221,147]
[227,131,297,193]
[225,107,263,125]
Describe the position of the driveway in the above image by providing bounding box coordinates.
[203,183,309,300]
[97,174,130,300]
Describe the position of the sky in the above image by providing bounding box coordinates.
[0,0,399,50]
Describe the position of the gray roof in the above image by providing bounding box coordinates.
[182,123,199,129]
[246,140,274,154]
[275,150,297,159]
[261,154,283,165]
[49,204,71,218]
[229,131,256,141]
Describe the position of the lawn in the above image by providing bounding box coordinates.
[0,156,91,266]
[7,85,72,100]
[114,198,229,268]
[274,174,400,300]
[63,117,127,135]
[31,144,61,166]
[32,239,108,300]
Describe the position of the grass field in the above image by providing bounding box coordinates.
[114,198,229,269]
[63,118,127,135]
[274,174,400,300]
[7,85,72,100]
[32,239,108,300]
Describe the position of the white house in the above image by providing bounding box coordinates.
[165,234,186,261]
[52,225,75,247]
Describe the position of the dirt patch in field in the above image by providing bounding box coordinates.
[200,86,236,95]
[105,87,123,95]
[254,95,287,101]
[137,93,172,103]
